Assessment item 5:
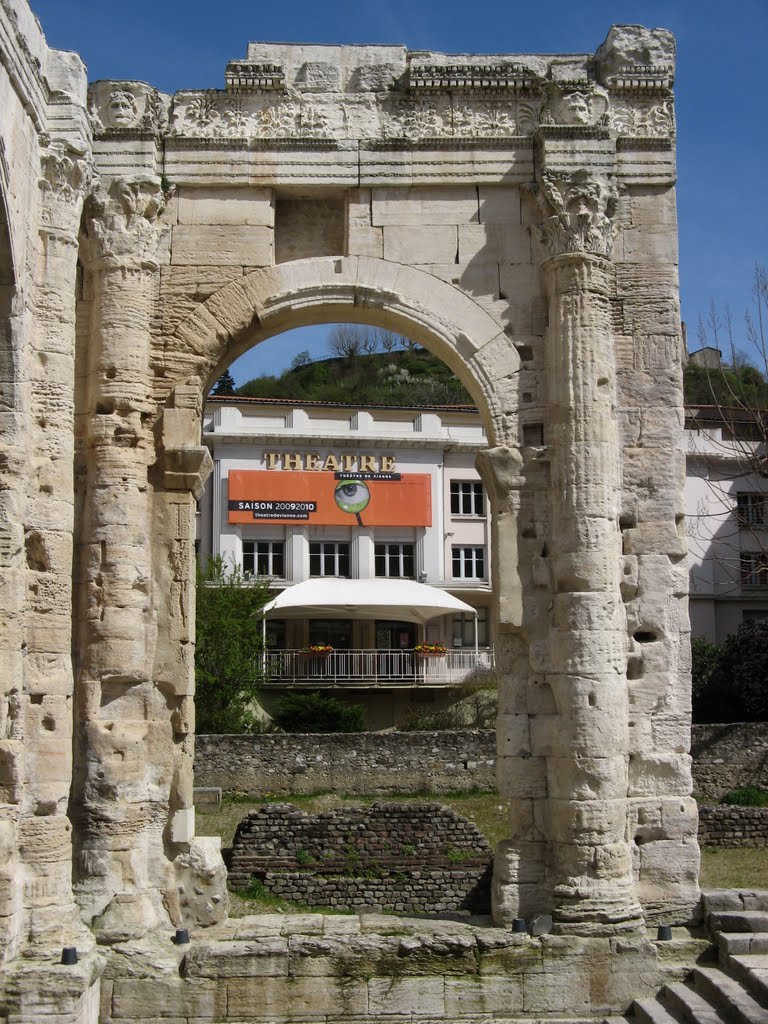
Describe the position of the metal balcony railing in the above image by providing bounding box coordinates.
[262,648,495,688]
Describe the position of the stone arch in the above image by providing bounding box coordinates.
[165,256,522,448]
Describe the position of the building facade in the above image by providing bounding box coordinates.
[202,397,768,679]
[200,395,495,727]
[685,406,768,642]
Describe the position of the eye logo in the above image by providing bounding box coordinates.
[334,479,370,525]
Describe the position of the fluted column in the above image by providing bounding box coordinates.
[535,172,643,933]
[72,177,173,941]
[12,144,94,955]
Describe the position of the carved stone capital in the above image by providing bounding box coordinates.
[158,379,211,497]
[83,177,167,270]
[529,170,619,260]
[38,143,90,236]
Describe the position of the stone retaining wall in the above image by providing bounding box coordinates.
[196,723,768,801]
[230,803,492,914]
[691,723,768,803]
[195,731,496,795]
[698,806,768,847]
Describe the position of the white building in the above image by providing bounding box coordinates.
[199,396,495,728]
[684,405,768,643]
[199,396,768,725]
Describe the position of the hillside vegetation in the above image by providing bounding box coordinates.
[237,349,473,407]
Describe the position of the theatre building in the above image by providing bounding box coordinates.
[198,395,495,728]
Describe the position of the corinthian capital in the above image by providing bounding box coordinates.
[530,170,619,260]
[83,177,167,269]
[39,142,91,234]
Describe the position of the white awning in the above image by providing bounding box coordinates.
[263,578,476,624]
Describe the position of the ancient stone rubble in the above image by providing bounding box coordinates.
[0,2,700,1018]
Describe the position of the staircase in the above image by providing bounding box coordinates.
[610,891,768,1023]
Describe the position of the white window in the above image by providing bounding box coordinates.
[310,542,350,577]
[375,543,415,578]
[452,608,488,647]
[452,545,486,580]
[450,480,485,516]
[242,540,284,577]
[737,493,767,527]
[740,551,768,588]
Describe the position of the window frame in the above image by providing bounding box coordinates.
[374,542,416,579]
[451,545,486,580]
[736,492,768,528]
[309,541,351,578]
[450,480,485,517]
[242,539,285,578]
[740,550,768,589]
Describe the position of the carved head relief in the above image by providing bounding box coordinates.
[547,85,609,127]
[88,81,168,135]
[106,90,139,128]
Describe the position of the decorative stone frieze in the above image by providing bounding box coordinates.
[225,60,285,93]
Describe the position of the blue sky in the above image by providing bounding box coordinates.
[30,0,767,383]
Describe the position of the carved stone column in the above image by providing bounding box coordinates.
[533,172,644,933]
[72,177,174,941]
[10,144,94,954]
[475,447,548,923]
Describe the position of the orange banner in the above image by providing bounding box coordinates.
[228,470,432,527]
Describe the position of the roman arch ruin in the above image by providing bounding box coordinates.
[0,2,700,1017]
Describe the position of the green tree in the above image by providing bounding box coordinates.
[713,619,768,721]
[211,369,236,395]
[195,555,271,733]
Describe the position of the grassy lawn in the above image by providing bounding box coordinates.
[197,793,768,915]
[699,846,768,890]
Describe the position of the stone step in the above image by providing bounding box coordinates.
[660,981,727,1024]
[709,912,768,934]
[724,954,768,1008]
[703,891,768,915]
[633,997,682,1024]
[691,966,768,1024]
[716,934,768,957]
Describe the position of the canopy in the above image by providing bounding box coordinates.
[263,578,476,625]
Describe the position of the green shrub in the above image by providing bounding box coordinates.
[720,786,768,807]
[272,692,365,733]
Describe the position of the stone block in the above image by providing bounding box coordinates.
[523,966,591,1014]
[372,186,478,225]
[458,223,531,264]
[171,225,273,266]
[111,977,226,1019]
[382,225,457,264]
[368,976,445,1015]
[445,974,524,1014]
[478,186,522,224]
[177,186,274,225]
[497,755,547,798]
[184,937,288,977]
[227,975,368,1017]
